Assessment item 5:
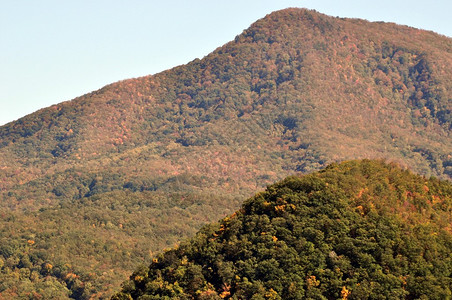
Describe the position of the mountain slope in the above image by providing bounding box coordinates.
[113,160,452,299]
[0,8,451,299]
[1,8,451,210]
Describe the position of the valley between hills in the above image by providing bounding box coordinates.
[0,8,451,299]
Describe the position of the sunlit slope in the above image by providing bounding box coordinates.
[0,7,451,299]
[1,8,451,210]
[115,160,452,299]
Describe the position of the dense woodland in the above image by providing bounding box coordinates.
[0,191,241,298]
[113,160,452,299]
[0,8,451,299]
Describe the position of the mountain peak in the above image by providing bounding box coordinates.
[1,5,451,208]
[239,7,337,42]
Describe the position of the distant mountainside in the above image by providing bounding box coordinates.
[0,8,451,299]
[113,160,452,299]
[1,8,451,210]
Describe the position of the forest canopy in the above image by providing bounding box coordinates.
[113,160,452,299]
[1,7,451,299]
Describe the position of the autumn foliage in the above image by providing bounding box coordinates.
[0,7,451,299]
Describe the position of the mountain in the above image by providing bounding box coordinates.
[0,8,451,299]
[2,8,452,209]
[113,160,452,299]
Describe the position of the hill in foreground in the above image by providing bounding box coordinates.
[113,160,452,299]
[1,7,452,299]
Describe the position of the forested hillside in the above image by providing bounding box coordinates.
[0,8,451,299]
[114,160,452,299]
[2,8,451,210]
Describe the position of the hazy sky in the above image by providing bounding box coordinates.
[1,0,451,126]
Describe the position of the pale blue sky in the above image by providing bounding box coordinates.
[1,0,451,126]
